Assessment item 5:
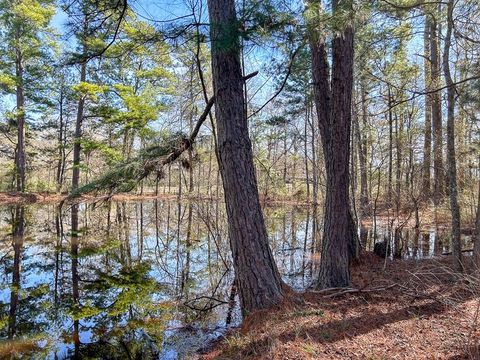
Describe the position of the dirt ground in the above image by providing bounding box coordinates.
[200,255,480,360]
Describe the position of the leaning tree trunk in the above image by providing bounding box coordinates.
[443,0,462,272]
[308,0,356,288]
[207,0,285,316]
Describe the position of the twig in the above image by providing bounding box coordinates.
[247,43,304,119]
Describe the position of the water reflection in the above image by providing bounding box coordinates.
[0,200,470,359]
[361,223,469,259]
[8,206,24,339]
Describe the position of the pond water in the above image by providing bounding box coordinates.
[0,200,469,359]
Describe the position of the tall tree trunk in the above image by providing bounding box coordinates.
[430,14,444,205]
[406,108,414,193]
[308,105,319,205]
[387,87,393,206]
[304,105,311,202]
[72,62,86,190]
[207,0,285,315]
[395,112,403,213]
[356,80,369,215]
[422,17,432,197]
[308,0,356,288]
[443,0,462,271]
[15,48,26,192]
[56,86,66,192]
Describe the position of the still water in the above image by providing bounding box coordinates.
[0,200,463,359]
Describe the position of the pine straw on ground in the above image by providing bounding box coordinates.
[200,255,480,360]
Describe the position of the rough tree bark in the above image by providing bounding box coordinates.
[443,0,462,271]
[206,0,285,316]
[308,0,356,288]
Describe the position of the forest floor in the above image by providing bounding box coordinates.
[200,255,480,360]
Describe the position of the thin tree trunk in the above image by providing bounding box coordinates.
[292,137,297,192]
[72,61,86,190]
[395,113,403,213]
[387,87,393,205]
[304,105,311,202]
[56,85,65,192]
[356,80,369,215]
[422,17,432,197]
[443,0,462,271]
[473,176,480,267]
[308,105,319,205]
[15,48,26,192]
[207,0,285,315]
[431,14,444,205]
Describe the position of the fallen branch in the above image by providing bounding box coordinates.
[68,97,215,199]
[183,295,229,312]
[156,96,215,168]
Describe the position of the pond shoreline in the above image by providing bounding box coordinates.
[0,191,474,231]
[0,191,312,207]
[199,254,479,359]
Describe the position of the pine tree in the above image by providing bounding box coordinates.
[0,0,56,191]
